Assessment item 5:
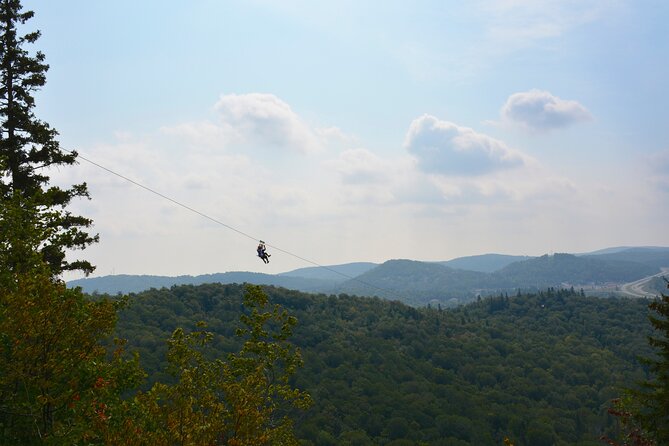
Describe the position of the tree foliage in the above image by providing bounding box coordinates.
[610,279,669,446]
[0,0,96,276]
[1,198,311,445]
[640,281,669,440]
[0,196,143,444]
[111,285,311,446]
[112,282,653,445]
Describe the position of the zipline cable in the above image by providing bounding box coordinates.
[70,150,404,300]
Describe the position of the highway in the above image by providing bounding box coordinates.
[618,268,668,298]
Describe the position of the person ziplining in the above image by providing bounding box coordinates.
[67,149,400,297]
[257,240,271,264]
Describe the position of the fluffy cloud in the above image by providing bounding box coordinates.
[315,126,357,145]
[501,89,591,131]
[405,114,528,176]
[214,93,322,153]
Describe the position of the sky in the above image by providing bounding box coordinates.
[21,0,669,279]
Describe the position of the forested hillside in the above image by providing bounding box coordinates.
[583,247,669,270]
[492,253,656,287]
[334,254,662,306]
[114,283,653,445]
[333,259,492,305]
[439,254,532,272]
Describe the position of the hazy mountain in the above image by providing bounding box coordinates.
[68,274,202,294]
[493,253,658,286]
[583,246,669,270]
[439,253,532,273]
[68,272,337,295]
[278,262,377,281]
[580,246,669,256]
[333,253,663,306]
[68,247,669,305]
[334,259,492,306]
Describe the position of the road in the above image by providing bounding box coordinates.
[618,268,668,298]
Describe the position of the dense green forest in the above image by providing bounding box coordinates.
[114,283,654,445]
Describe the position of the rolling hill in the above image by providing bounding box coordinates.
[278,262,377,281]
[334,253,664,306]
[492,253,658,286]
[583,246,669,270]
[333,259,492,306]
[439,253,532,272]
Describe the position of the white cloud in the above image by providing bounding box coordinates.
[51,93,357,255]
[325,132,569,211]
[501,89,591,131]
[405,114,529,176]
[315,126,357,145]
[160,94,346,156]
[54,97,651,281]
[214,93,322,153]
[399,114,580,209]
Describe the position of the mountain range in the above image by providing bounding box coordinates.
[68,246,669,306]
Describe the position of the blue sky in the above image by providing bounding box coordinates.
[23,0,669,278]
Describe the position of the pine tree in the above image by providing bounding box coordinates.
[633,280,669,443]
[0,0,97,276]
[606,279,669,446]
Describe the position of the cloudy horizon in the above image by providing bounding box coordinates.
[25,0,668,279]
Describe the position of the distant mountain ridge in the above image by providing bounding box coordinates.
[582,247,669,270]
[578,246,669,256]
[494,253,657,286]
[439,254,532,273]
[278,262,377,281]
[333,252,664,306]
[333,259,492,306]
[69,272,337,295]
[68,247,669,306]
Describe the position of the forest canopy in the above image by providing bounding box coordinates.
[113,283,654,445]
